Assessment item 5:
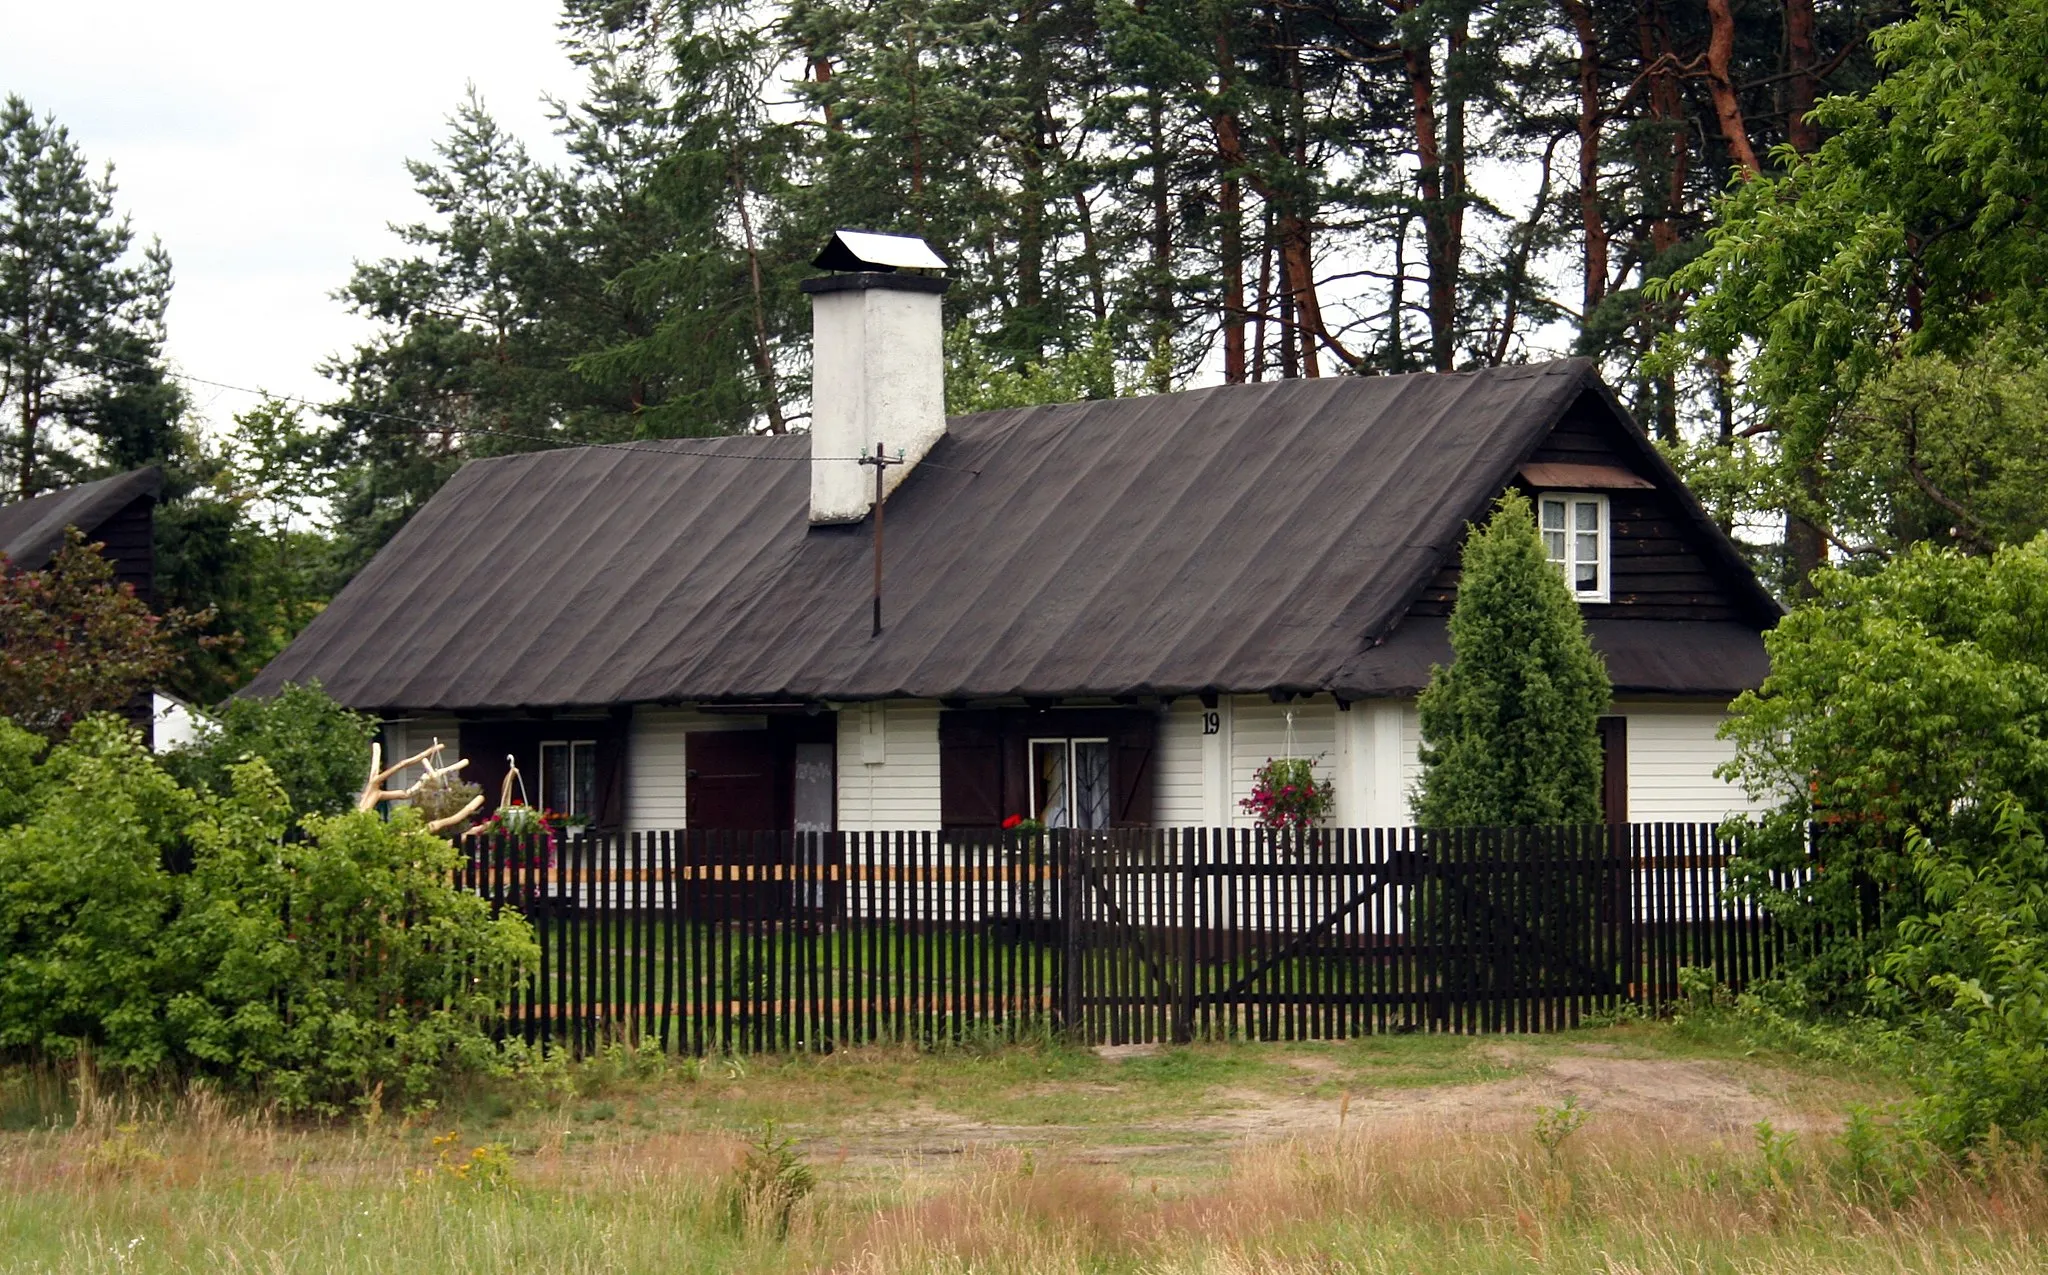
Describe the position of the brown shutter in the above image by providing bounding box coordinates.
[1598,715,1628,824]
[1111,710,1159,828]
[593,712,628,830]
[939,710,1006,830]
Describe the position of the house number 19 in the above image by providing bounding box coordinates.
[1202,711,1221,735]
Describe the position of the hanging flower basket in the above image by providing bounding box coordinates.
[1240,756,1335,831]
[463,757,558,869]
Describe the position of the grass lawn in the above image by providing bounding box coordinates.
[2,1022,2042,1273]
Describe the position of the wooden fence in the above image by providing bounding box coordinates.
[459,823,1777,1054]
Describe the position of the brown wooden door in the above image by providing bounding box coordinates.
[686,730,780,829]
[685,730,784,921]
[1598,716,1628,824]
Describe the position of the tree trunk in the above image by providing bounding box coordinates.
[1252,204,1274,381]
[1073,189,1109,326]
[1636,2,1686,258]
[1402,6,1460,372]
[1149,90,1174,391]
[733,174,787,435]
[1215,25,1247,384]
[1703,0,1762,177]
[1784,0,1820,154]
[1563,0,1607,317]
[1221,171,1246,383]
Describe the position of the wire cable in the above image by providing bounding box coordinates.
[12,338,983,473]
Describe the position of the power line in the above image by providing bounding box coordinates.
[14,338,982,472]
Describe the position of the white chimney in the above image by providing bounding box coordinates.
[803,230,950,525]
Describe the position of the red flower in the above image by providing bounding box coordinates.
[1002,814,1024,830]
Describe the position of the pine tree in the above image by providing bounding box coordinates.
[1414,490,1610,827]
[0,96,184,499]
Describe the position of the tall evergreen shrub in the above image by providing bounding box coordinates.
[1414,491,1611,827]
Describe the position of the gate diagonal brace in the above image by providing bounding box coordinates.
[1209,857,1403,1004]
[1072,850,1181,1007]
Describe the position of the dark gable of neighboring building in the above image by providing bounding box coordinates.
[0,468,162,605]
[0,467,166,744]
[246,359,1776,715]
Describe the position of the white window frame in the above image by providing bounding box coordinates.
[1027,736,1112,830]
[1538,492,1610,603]
[538,739,598,818]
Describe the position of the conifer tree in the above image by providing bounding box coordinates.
[1414,490,1610,827]
[0,96,184,499]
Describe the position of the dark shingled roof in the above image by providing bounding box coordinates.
[0,468,162,570]
[247,360,1775,712]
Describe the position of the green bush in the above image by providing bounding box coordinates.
[1878,803,2048,1151]
[1721,536,2048,1007]
[1720,537,2048,1151]
[0,714,535,1112]
[0,719,191,1070]
[164,682,374,819]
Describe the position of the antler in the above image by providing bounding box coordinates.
[357,738,481,831]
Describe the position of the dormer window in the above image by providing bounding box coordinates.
[1540,493,1608,602]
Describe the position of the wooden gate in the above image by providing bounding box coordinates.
[1063,826,1632,1043]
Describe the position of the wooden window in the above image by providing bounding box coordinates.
[1540,493,1609,602]
[940,709,1156,831]
[1028,737,1112,829]
[539,739,597,818]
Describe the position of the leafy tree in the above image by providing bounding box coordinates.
[566,0,810,437]
[1414,491,1610,826]
[1720,535,2048,1006]
[0,96,184,499]
[1668,0,2048,577]
[944,319,1116,413]
[164,682,374,819]
[0,530,214,740]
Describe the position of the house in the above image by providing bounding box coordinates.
[0,465,204,748]
[246,232,1778,835]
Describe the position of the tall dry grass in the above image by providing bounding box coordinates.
[6,1064,2048,1273]
[826,1115,2048,1275]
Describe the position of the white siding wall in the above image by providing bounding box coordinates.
[1227,695,1338,828]
[1155,699,1207,826]
[380,716,462,793]
[836,701,942,832]
[1335,698,1419,828]
[626,706,766,834]
[1616,701,1766,823]
[608,695,1754,835]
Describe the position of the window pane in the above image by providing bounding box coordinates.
[1576,558,1599,591]
[1073,740,1112,830]
[539,743,570,814]
[1544,530,1567,563]
[1574,500,1600,532]
[1541,498,1566,530]
[572,742,597,819]
[1032,741,1070,828]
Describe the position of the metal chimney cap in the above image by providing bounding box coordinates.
[812,229,948,273]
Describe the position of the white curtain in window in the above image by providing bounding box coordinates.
[1034,741,1070,828]
[1074,740,1112,829]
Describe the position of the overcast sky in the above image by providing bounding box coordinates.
[3,1,583,429]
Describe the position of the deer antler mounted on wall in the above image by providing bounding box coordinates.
[357,738,482,832]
